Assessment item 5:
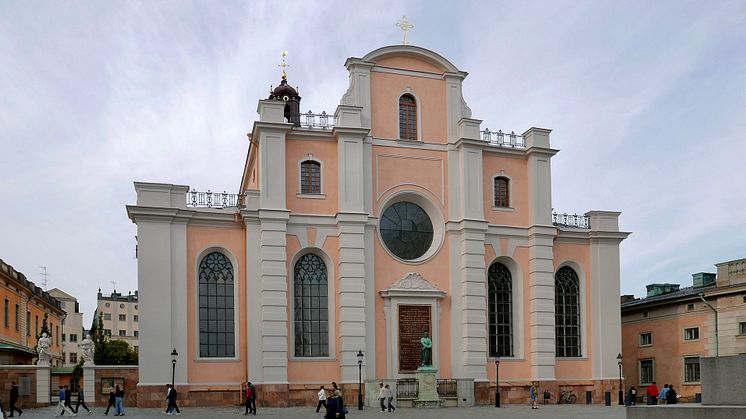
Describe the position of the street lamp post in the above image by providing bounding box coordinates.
[357,350,364,410]
[171,348,178,387]
[495,357,500,408]
[617,353,624,405]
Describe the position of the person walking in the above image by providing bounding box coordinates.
[627,386,637,406]
[103,390,115,416]
[377,383,386,412]
[243,382,256,416]
[385,384,395,412]
[529,382,539,410]
[8,381,22,417]
[113,385,124,416]
[165,384,180,415]
[325,390,346,419]
[665,385,677,405]
[74,389,90,415]
[315,386,327,413]
[646,382,658,405]
[55,386,76,417]
[63,387,73,415]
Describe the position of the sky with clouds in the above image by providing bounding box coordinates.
[1,1,745,326]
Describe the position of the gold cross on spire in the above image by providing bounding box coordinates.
[395,15,414,45]
[279,50,289,80]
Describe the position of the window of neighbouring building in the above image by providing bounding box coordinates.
[119,314,126,321]
[26,311,31,336]
[687,303,694,311]
[293,253,329,357]
[69,352,77,363]
[684,356,700,383]
[639,332,652,346]
[103,313,111,320]
[739,322,746,336]
[493,177,510,208]
[488,262,513,357]
[399,94,417,141]
[555,266,581,357]
[134,330,138,337]
[198,251,236,358]
[15,304,20,331]
[134,315,138,322]
[640,359,654,385]
[642,311,649,318]
[300,160,321,195]
[62,333,65,342]
[104,329,111,336]
[118,330,126,336]
[69,334,77,342]
[3,299,8,328]
[684,327,699,341]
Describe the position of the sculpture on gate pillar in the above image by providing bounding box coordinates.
[80,334,95,366]
[36,332,52,366]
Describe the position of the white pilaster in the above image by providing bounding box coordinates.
[258,209,290,383]
[83,366,95,404]
[244,217,263,381]
[527,226,557,380]
[130,183,189,386]
[588,211,628,379]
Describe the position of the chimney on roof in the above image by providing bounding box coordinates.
[692,272,716,288]
[620,295,636,304]
[646,283,680,297]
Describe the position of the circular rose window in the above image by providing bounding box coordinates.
[380,201,433,260]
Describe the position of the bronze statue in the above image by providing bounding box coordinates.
[420,331,432,367]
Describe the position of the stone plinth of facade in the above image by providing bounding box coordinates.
[414,366,443,408]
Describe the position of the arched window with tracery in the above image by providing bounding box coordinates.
[399,94,417,141]
[300,160,321,195]
[294,253,329,357]
[198,251,235,358]
[555,266,581,357]
[488,262,513,357]
[494,177,510,208]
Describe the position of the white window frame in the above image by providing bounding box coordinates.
[639,358,655,386]
[739,321,746,336]
[491,172,514,211]
[395,88,422,142]
[683,355,701,384]
[683,327,700,341]
[639,332,653,347]
[297,157,325,198]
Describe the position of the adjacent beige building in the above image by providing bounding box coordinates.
[93,289,139,353]
[48,288,85,366]
[621,256,746,401]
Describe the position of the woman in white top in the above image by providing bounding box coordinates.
[316,386,327,413]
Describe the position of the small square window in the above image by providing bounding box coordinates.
[118,314,126,321]
[69,352,77,363]
[687,303,694,311]
[739,322,746,336]
[134,330,139,337]
[134,315,138,322]
[642,311,649,318]
[118,330,126,337]
[103,313,111,321]
[69,334,77,342]
[684,327,700,341]
[639,332,652,346]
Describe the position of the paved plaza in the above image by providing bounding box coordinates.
[10,405,627,419]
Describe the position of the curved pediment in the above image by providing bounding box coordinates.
[380,272,445,299]
[362,45,463,75]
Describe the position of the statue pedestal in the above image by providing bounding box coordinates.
[83,366,95,406]
[414,366,443,408]
[36,365,51,404]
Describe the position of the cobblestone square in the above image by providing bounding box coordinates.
[13,405,626,419]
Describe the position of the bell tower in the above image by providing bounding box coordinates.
[268,51,301,126]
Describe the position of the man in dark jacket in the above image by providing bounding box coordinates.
[64,386,73,412]
[8,381,22,417]
[166,384,180,415]
[665,385,677,404]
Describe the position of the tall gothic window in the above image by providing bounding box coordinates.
[488,262,513,357]
[300,160,321,195]
[198,252,235,358]
[555,266,581,357]
[294,253,329,357]
[494,177,510,207]
[399,94,417,141]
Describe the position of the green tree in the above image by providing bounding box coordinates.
[39,313,50,337]
[92,312,138,365]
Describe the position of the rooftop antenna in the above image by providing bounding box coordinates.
[110,280,117,293]
[395,15,414,45]
[39,266,49,290]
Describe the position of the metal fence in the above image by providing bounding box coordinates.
[396,378,418,399]
[480,129,526,148]
[288,111,336,129]
[552,212,591,229]
[187,190,240,209]
[436,379,457,397]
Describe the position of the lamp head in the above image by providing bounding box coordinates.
[357,350,364,364]
[171,348,178,363]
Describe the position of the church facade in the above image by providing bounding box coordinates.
[127,45,629,406]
